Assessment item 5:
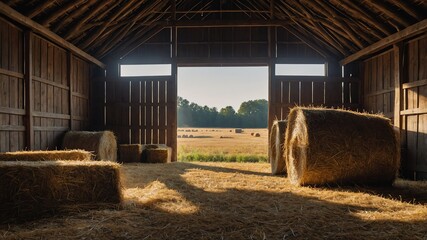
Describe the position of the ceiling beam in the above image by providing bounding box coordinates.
[341,19,427,65]
[169,19,291,28]
[0,2,105,68]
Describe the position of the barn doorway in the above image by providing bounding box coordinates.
[177,66,269,163]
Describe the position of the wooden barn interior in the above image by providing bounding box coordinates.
[0,0,426,239]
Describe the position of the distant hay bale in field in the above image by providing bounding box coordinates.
[0,161,122,223]
[251,133,254,136]
[182,134,188,138]
[185,129,191,132]
[119,144,143,163]
[62,131,117,162]
[142,145,171,163]
[189,135,194,138]
[285,107,400,186]
[177,135,182,138]
[254,133,261,137]
[269,120,288,175]
[0,150,91,161]
[234,128,243,133]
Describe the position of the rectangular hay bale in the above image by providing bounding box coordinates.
[119,144,143,163]
[0,150,92,161]
[142,145,171,163]
[0,161,122,223]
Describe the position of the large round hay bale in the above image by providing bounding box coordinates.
[269,120,287,175]
[62,131,117,162]
[285,107,400,186]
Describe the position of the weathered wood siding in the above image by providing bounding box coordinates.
[0,18,25,152]
[361,34,427,180]
[0,17,98,152]
[401,35,427,180]
[362,50,395,120]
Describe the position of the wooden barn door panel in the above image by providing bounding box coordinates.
[105,75,177,161]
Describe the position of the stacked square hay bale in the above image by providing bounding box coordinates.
[0,161,122,223]
[62,131,117,162]
[142,144,172,163]
[119,144,143,163]
[269,120,287,175]
[285,107,400,186]
[0,150,92,161]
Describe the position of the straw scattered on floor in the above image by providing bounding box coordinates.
[0,162,426,239]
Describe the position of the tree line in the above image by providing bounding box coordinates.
[178,97,268,128]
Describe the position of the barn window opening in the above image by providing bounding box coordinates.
[177,66,269,163]
[275,64,326,76]
[120,64,172,77]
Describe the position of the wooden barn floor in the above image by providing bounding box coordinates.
[1,162,427,239]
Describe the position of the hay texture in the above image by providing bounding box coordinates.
[142,144,171,163]
[119,144,143,163]
[0,161,122,223]
[0,150,91,161]
[63,131,117,162]
[285,107,400,186]
[269,120,287,175]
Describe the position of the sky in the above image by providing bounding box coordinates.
[177,67,268,111]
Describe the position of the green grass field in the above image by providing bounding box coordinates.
[177,128,268,162]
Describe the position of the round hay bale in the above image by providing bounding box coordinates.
[254,133,261,137]
[251,133,254,136]
[285,107,400,186]
[189,135,194,138]
[269,120,288,175]
[234,128,243,133]
[182,135,188,138]
[62,131,117,162]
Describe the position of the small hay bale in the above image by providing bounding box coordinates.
[142,145,171,163]
[234,128,243,133]
[62,131,117,162]
[119,144,143,163]
[177,135,182,138]
[251,133,254,136]
[254,133,261,137]
[0,161,122,223]
[285,107,400,186]
[189,135,194,138]
[0,150,91,161]
[182,134,188,138]
[269,120,288,175]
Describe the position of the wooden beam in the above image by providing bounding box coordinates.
[387,0,424,20]
[365,0,412,28]
[24,31,34,150]
[171,19,290,28]
[0,2,105,68]
[41,0,86,27]
[52,0,98,33]
[27,1,56,18]
[79,0,138,50]
[341,19,427,65]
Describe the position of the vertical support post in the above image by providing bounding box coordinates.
[267,26,276,163]
[24,30,34,150]
[170,0,178,161]
[68,52,74,130]
[393,43,403,129]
